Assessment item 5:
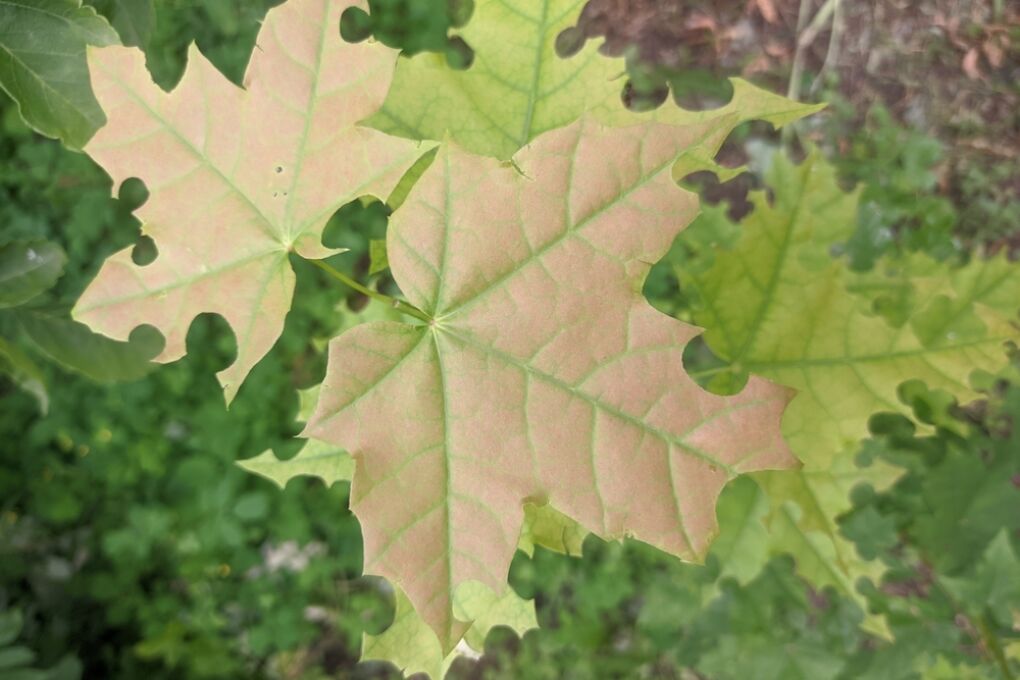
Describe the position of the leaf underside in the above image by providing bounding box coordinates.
[306,117,798,650]
[72,0,427,401]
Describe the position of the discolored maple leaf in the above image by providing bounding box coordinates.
[305,117,797,649]
[72,0,428,400]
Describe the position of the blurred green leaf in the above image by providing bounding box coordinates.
[941,531,1020,628]
[368,239,389,276]
[0,646,36,671]
[0,610,24,647]
[0,241,66,308]
[0,0,119,148]
[17,310,160,382]
[0,335,48,412]
[91,0,154,47]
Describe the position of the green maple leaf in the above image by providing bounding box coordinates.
[0,0,119,148]
[363,583,537,679]
[367,0,823,159]
[306,115,798,651]
[72,0,427,401]
[238,439,353,489]
[702,454,899,637]
[238,387,354,489]
[912,433,1020,576]
[940,531,1020,629]
[681,152,1020,469]
[676,151,1020,637]
[688,556,863,680]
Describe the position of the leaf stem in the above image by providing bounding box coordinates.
[978,614,1015,680]
[687,365,734,380]
[310,259,431,323]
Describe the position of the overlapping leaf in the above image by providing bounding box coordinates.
[237,384,537,677]
[675,151,1020,635]
[0,0,119,148]
[72,0,427,400]
[681,153,1020,468]
[17,310,160,382]
[367,0,823,159]
[92,0,154,48]
[363,583,537,679]
[238,387,353,488]
[305,116,797,650]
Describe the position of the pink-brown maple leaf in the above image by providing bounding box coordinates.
[73,0,426,400]
[305,117,798,649]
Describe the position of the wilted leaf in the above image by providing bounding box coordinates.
[962,48,982,80]
[0,0,119,148]
[73,0,427,401]
[306,117,797,649]
[0,241,66,308]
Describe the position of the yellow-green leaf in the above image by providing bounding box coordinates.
[368,0,823,160]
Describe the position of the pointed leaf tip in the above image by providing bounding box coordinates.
[74,0,426,398]
[308,116,798,644]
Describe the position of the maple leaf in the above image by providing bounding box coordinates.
[238,387,353,488]
[240,386,540,675]
[680,152,1020,469]
[72,0,427,400]
[305,117,797,649]
[363,583,537,679]
[367,0,824,159]
[673,150,1020,637]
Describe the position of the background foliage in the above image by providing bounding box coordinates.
[0,0,1017,678]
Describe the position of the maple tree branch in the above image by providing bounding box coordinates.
[310,258,432,323]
